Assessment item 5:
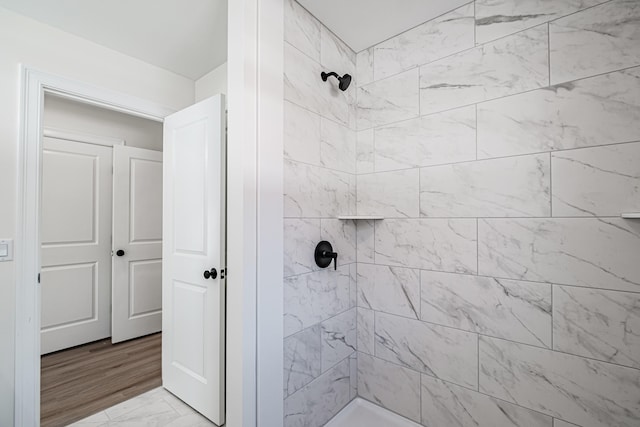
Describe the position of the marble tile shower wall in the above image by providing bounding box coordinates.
[354,1,640,427]
[282,0,358,426]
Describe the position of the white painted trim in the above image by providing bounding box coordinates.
[43,127,126,147]
[15,66,174,427]
[226,0,284,425]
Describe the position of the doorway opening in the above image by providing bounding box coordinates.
[39,94,165,426]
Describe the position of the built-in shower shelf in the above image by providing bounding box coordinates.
[621,212,640,219]
[337,215,384,220]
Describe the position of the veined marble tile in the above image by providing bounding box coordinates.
[321,308,357,372]
[479,336,640,427]
[375,312,478,389]
[554,420,582,427]
[476,0,603,44]
[321,26,356,78]
[357,353,421,423]
[357,307,375,355]
[421,271,552,348]
[320,219,356,266]
[320,118,356,174]
[356,221,374,263]
[375,219,477,274]
[284,266,351,337]
[357,169,420,218]
[284,325,322,397]
[374,106,476,172]
[419,154,551,217]
[284,0,320,61]
[284,359,351,427]
[349,264,357,308]
[284,218,321,277]
[373,4,474,81]
[552,142,640,217]
[349,354,357,400]
[550,0,640,84]
[479,218,640,292]
[357,264,420,319]
[357,69,419,130]
[284,101,321,166]
[284,160,354,217]
[285,42,350,127]
[553,286,640,369]
[421,374,553,427]
[356,48,374,87]
[477,67,640,159]
[420,25,548,115]
[356,129,374,174]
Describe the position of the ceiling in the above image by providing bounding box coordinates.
[0,0,227,80]
[297,0,470,52]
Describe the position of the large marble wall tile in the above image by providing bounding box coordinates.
[357,353,421,423]
[285,42,350,127]
[284,266,351,337]
[420,154,551,217]
[349,354,357,400]
[421,271,552,348]
[357,69,419,130]
[479,336,640,427]
[356,129,374,174]
[475,0,603,44]
[320,118,356,174]
[554,420,582,427]
[479,218,640,292]
[373,4,474,81]
[284,218,320,277]
[357,263,420,319]
[357,169,420,218]
[420,26,548,115]
[356,221,374,263]
[284,0,320,61]
[349,264,357,308]
[284,325,322,397]
[553,286,640,369]
[284,160,354,217]
[321,26,356,78]
[320,219,356,265]
[375,219,477,273]
[321,308,356,372]
[421,374,553,427]
[477,68,640,159]
[550,0,640,84]
[356,48,374,87]
[375,312,478,389]
[552,142,640,217]
[374,106,476,172]
[357,307,375,355]
[284,101,321,166]
[284,359,351,427]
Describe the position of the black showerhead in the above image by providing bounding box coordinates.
[321,71,352,91]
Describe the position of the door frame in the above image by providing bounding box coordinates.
[15,66,173,426]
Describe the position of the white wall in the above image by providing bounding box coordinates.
[0,7,194,425]
[195,62,227,102]
[44,95,164,151]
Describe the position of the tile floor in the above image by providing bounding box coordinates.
[71,387,215,426]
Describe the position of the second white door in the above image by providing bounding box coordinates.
[112,145,164,343]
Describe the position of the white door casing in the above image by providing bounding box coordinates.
[162,95,226,424]
[112,145,163,343]
[40,137,112,354]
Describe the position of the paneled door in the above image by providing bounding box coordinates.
[162,95,226,424]
[112,146,163,343]
[40,137,113,354]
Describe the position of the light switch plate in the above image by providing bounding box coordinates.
[0,239,13,262]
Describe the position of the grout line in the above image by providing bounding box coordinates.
[547,23,552,86]
[477,333,480,391]
[285,215,629,221]
[549,151,554,217]
[551,284,554,350]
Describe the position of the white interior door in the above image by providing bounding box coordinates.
[112,145,163,343]
[162,95,226,424]
[40,137,112,354]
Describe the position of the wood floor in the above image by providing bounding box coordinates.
[41,333,162,427]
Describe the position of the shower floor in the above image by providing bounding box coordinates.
[325,398,422,427]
